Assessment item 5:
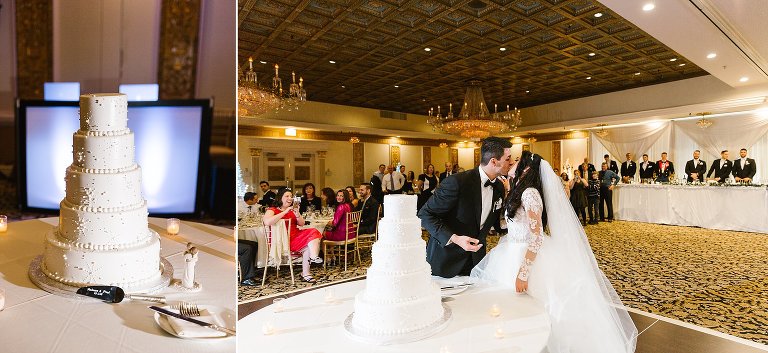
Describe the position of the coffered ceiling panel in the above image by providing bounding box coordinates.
[239,0,708,115]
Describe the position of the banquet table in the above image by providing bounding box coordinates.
[238,278,551,353]
[612,183,768,233]
[238,217,332,268]
[0,217,236,353]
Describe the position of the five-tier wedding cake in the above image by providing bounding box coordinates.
[30,93,170,294]
[345,194,450,344]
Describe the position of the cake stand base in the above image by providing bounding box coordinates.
[28,255,174,300]
[343,303,452,345]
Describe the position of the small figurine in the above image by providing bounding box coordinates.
[171,242,202,292]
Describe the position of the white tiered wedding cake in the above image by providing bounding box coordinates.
[30,93,169,294]
[345,194,450,344]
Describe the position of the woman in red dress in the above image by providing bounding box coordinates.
[323,189,355,241]
[263,188,323,283]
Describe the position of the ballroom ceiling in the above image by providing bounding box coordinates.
[239,0,708,115]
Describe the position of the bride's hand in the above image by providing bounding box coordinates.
[515,278,528,293]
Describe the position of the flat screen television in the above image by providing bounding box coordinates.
[16,99,212,216]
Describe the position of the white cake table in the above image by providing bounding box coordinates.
[238,279,551,353]
[0,217,236,353]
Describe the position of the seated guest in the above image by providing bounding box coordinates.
[707,150,732,183]
[604,154,619,174]
[238,192,258,219]
[263,189,323,283]
[620,153,636,182]
[319,187,335,209]
[357,183,380,234]
[257,181,276,207]
[324,190,355,241]
[578,157,596,178]
[345,186,360,208]
[655,152,674,183]
[639,154,655,181]
[299,182,322,214]
[684,150,706,183]
[402,171,415,194]
[732,148,756,183]
[238,239,259,286]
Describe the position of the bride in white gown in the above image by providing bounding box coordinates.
[471,151,637,353]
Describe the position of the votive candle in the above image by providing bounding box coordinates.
[490,304,501,317]
[0,215,7,233]
[166,218,180,235]
[262,322,275,335]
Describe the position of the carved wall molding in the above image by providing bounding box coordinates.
[250,148,262,157]
[316,150,327,159]
[422,147,431,172]
[450,148,458,166]
[158,0,202,99]
[390,145,400,166]
[552,141,562,172]
[353,142,364,186]
[15,0,53,99]
[473,149,481,167]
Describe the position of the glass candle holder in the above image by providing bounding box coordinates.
[272,297,285,313]
[324,288,335,304]
[166,218,180,235]
[490,304,501,317]
[0,215,7,233]
[261,321,275,335]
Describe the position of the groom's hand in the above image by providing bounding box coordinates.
[449,235,483,252]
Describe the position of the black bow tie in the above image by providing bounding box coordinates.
[484,179,494,187]
[247,205,252,210]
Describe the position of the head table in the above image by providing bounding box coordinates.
[238,277,550,353]
[0,217,236,353]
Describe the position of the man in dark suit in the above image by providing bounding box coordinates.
[707,150,732,183]
[732,148,756,183]
[578,157,596,179]
[639,154,655,181]
[257,181,276,207]
[418,137,512,278]
[656,152,674,182]
[356,183,381,234]
[684,150,707,183]
[604,154,619,174]
[439,162,454,182]
[620,153,636,182]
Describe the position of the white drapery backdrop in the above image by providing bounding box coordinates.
[590,113,768,183]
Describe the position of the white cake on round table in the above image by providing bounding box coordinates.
[38,93,164,291]
[346,194,449,344]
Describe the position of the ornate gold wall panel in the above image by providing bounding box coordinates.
[353,142,364,186]
[473,149,480,167]
[450,148,458,166]
[552,140,562,172]
[158,0,201,99]
[15,0,53,99]
[422,147,431,172]
[390,145,400,166]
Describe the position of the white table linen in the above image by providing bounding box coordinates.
[612,184,768,233]
[0,218,236,353]
[238,279,550,353]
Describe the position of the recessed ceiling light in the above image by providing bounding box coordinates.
[341,85,345,88]
[706,53,717,59]
[424,48,431,52]
[669,58,677,62]
[740,77,749,82]
[634,72,641,75]
[594,12,603,18]
[394,85,399,88]
[500,47,506,51]
[259,60,267,64]
[285,128,297,137]
[589,52,596,57]
[586,76,592,80]
[642,3,655,11]
[329,60,336,64]
[679,63,686,67]
[525,90,530,93]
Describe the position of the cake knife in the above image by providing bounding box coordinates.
[149,306,236,336]
[76,286,166,304]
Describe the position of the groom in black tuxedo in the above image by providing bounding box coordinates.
[418,137,512,278]
[684,150,706,182]
[707,150,732,183]
[732,148,756,183]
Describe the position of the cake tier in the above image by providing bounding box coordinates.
[58,200,149,247]
[375,217,422,244]
[351,289,445,336]
[363,264,436,302]
[64,165,144,209]
[72,130,134,170]
[79,93,128,132]
[381,194,417,220]
[42,228,162,288]
[368,240,427,273]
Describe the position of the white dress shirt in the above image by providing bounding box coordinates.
[478,166,496,228]
[382,172,405,192]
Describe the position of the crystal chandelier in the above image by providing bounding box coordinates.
[427,80,522,140]
[595,124,609,138]
[238,57,281,116]
[272,64,307,112]
[696,112,713,129]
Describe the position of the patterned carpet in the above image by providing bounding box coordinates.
[239,221,768,345]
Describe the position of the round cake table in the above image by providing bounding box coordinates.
[0,217,236,353]
[238,279,551,353]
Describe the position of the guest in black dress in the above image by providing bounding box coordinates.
[299,182,322,214]
[568,169,588,226]
[418,164,439,210]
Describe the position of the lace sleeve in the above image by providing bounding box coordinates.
[518,188,544,282]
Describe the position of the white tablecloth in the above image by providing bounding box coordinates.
[612,184,768,233]
[238,279,550,353]
[0,218,236,353]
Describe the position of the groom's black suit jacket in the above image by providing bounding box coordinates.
[418,167,505,278]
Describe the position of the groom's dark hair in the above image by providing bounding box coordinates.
[480,137,513,165]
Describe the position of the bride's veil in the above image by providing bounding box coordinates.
[532,159,637,353]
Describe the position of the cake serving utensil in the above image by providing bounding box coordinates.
[76,286,166,304]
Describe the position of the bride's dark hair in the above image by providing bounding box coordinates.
[505,151,547,227]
